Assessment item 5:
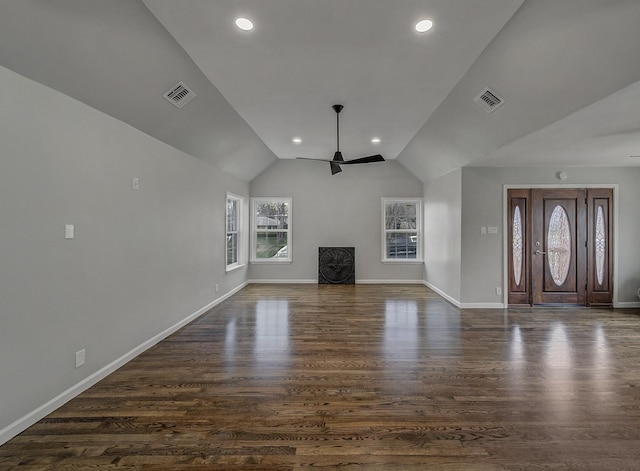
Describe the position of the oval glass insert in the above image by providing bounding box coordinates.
[595,205,606,285]
[547,206,571,286]
[513,206,523,287]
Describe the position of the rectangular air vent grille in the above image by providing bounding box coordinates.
[163,81,196,108]
[474,87,504,113]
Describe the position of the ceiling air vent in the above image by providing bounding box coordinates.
[163,81,196,109]
[474,87,504,113]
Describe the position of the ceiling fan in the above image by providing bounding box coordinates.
[296,104,385,175]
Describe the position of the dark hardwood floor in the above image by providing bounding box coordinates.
[2,284,640,470]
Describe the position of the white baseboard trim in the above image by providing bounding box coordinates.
[356,279,424,284]
[615,301,640,308]
[249,279,317,284]
[248,279,425,285]
[459,302,507,309]
[423,281,461,307]
[0,281,249,447]
[423,281,506,309]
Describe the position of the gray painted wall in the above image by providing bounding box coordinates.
[460,167,640,305]
[249,160,424,282]
[423,169,462,302]
[0,65,249,439]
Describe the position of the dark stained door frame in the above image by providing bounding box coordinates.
[504,185,616,307]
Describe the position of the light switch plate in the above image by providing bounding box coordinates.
[65,224,75,239]
[75,349,85,368]
[488,226,498,234]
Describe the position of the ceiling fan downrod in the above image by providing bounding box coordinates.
[332,104,343,153]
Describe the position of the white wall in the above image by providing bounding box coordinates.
[423,169,462,304]
[461,166,640,305]
[0,65,249,443]
[249,159,424,282]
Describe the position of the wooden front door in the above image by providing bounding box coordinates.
[507,188,613,306]
[531,189,587,304]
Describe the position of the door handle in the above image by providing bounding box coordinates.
[535,250,546,255]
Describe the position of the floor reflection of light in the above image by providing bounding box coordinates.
[425,308,460,355]
[592,324,613,404]
[545,323,574,417]
[511,325,524,362]
[384,300,418,360]
[255,300,290,365]
[546,323,572,368]
[507,325,526,396]
[225,318,236,358]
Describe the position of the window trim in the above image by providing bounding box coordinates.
[226,192,244,272]
[250,197,293,264]
[381,197,423,263]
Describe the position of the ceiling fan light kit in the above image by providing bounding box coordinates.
[296,104,385,175]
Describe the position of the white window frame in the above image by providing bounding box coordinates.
[382,197,423,263]
[250,197,292,263]
[226,192,244,272]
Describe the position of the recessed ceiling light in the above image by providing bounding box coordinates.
[371,137,381,144]
[292,137,302,144]
[415,19,434,33]
[235,17,254,31]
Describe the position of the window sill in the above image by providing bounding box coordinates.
[250,259,292,265]
[225,263,245,273]
[382,259,424,264]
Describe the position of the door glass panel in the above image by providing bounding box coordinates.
[547,206,571,286]
[595,205,606,285]
[513,205,523,286]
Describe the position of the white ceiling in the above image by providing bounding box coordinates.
[143,0,524,161]
[476,80,640,168]
[398,0,640,180]
[1,0,639,182]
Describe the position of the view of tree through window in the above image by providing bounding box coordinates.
[383,199,421,261]
[252,198,291,261]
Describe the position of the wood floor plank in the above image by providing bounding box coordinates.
[2,284,640,469]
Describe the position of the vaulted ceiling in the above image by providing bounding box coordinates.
[1,0,639,182]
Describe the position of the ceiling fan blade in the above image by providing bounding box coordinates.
[295,157,344,174]
[340,154,385,165]
[295,157,332,162]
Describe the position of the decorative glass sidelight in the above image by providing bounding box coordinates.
[595,205,606,285]
[513,206,523,286]
[547,206,571,286]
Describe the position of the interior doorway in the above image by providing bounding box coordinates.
[507,188,613,306]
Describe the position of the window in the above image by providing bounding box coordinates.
[251,197,292,263]
[382,198,422,262]
[226,193,243,270]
